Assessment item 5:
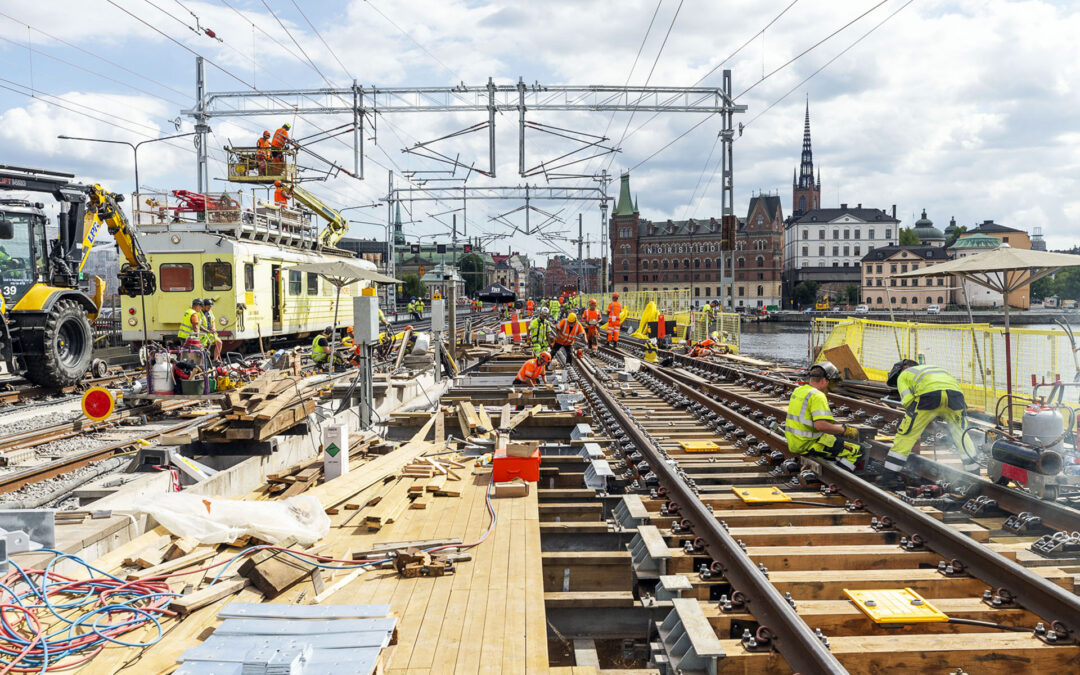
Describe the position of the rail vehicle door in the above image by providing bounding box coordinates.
[271,264,282,330]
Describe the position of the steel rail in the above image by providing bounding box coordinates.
[635,359,1080,641]
[574,357,848,674]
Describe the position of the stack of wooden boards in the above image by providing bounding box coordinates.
[265,430,382,498]
[352,456,465,530]
[174,602,397,675]
[200,370,322,442]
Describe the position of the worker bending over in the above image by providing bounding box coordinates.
[200,298,223,362]
[514,351,551,387]
[784,361,863,472]
[551,313,585,364]
[581,299,602,354]
[606,293,622,349]
[885,359,979,478]
[311,326,344,368]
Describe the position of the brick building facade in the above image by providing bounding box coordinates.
[608,173,784,308]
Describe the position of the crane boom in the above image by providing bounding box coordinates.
[82,185,156,297]
[288,183,349,248]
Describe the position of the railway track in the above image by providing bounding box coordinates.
[565,349,1080,673]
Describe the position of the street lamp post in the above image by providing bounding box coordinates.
[57,132,197,195]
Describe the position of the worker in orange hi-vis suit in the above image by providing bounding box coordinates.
[271,122,291,160]
[526,298,535,316]
[581,298,602,353]
[606,292,623,349]
[256,130,271,174]
[514,351,551,386]
[551,313,585,364]
[273,180,291,207]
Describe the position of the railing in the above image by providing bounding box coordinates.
[132,190,319,248]
[559,290,740,348]
[811,317,1080,412]
[225,146,297,183]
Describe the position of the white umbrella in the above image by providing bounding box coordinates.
[289,260,397,373]
[896,245,1080,427]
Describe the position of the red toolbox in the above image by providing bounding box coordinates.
[493,446,541,482]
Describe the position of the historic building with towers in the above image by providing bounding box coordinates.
[781,101,900,307]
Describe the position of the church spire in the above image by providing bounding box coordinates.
[393,202,406,245]
[797,99,815,190]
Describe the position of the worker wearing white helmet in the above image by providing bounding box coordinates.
[784,361,863,472]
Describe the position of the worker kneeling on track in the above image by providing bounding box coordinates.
[514,351,551,387]
[551,313,585,364]
[784,361,863,472]
[311,326,345,369]
[885,359,979,478]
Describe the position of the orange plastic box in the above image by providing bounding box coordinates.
[493,446,541,482]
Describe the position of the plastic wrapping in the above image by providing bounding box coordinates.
[119,492,329,545]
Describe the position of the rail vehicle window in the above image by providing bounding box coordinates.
[307,273,319,295]
[203,262,232,291]
[244,263,254,292]
[160,263,194,292]
[288,270,302,295]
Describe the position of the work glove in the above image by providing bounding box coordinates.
[842,425,860,441]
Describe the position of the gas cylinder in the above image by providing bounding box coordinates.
[1022,404,1065,454]
[150,353,173,394]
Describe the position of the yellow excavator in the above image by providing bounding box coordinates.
[0,165,154,387]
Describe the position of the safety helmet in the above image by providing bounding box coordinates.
[808,360,842,382]
[274,180,282,187]
[887,359,919,389]
[202,298,214,307]
[567,313,577,323]
[539,306,550,316]
[323,326,332,334]
[540,351,552,363]
[612,293,619,300]
[710,331,719,340]
[589,298,597,306]
[191,298,204,306]
[262,130,270,137]
[282,122,291,130]
[347,326,354,334]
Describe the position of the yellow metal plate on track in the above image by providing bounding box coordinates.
[732,487,791,504]
[679,440,720,453]
[844,588,948,624]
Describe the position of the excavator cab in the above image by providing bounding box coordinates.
[0,199,49,309]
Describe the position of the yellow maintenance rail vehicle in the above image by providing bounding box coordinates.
[0,165,155,387]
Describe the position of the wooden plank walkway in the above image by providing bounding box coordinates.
[72,457,547,674]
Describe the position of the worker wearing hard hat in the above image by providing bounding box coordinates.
[514,351,551,387]
[528,306,553,358]
[606,292,623,349]
[885,360,979,480]
[200,298,223,362]
[581,298,602,354]
[311,326,344,368]
[256,130,271,174]
[271,122,291,160]
[784,361,863,472]
[273,180,291,207]
[178,298,204,348]
[551,312,585,364]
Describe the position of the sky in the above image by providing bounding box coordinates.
[0,0,1077,264]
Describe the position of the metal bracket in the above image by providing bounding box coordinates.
[1002,511,1044,535]
[628,525,672,580]
[584,460,614,491]
[0,510,56,572]
[653,598,726,675]
[611,494,650,532]
[1031,531,1080,558]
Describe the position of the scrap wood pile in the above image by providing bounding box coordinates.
[264,429,382,498]
[335,455,466,531]
[200,369,323,442]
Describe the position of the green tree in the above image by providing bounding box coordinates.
[1054,267,1080,301]
[793,280,819,308]
[845,284,860,304]
[944,225,968,248]
[1030,274,1055,301]
[457,253,486,296]
[898,228,921,246]
[398,273,422,300]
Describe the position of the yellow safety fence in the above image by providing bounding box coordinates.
[811,318,1080,414]
[559,290,740,350]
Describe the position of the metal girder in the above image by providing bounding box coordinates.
[389,186,605,202]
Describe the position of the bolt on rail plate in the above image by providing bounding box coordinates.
[844,588,948,624]
[733,487,791,504]
[678,440,721,453]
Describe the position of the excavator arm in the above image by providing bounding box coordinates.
[82,185,156,296]
[288,183,349,248]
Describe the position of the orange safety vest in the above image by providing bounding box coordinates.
[256,137,270,159]
[554,319,583,345]
[516,359,544,384]
[526,299,534,312]
[271,127,289,148]
[699,338,715,348]
[274,187,289,205]
[607,301,623,325]
[582,308,602,331]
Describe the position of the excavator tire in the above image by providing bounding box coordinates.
[24,299,93,388]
